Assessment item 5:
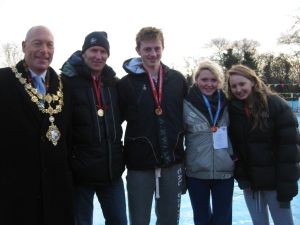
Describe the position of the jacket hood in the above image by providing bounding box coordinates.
[122,57,171,77]
[122,57,145,75]
[60,50,84,77]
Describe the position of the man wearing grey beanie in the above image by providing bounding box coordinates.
[61,31,127,225]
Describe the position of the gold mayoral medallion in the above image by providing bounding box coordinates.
[155,107,162,116]
[46,116,61,146]
[12,66,64,146]
[97,109,104,117]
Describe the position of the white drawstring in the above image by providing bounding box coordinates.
[255,191,262,213]
[155,168,161,199]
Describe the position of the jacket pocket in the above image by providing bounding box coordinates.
[124,136,159,168]
[71,146,108,182]
[214,150,235,172]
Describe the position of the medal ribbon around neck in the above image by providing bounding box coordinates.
[11,65,64,146]
[144,65,163,116]
[92,76,104,117]
[202,90,221,132]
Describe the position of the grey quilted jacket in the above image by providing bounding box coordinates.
[184,100,234,179]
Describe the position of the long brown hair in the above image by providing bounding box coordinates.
[227,64,275,130]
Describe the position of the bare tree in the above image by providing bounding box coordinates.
[232,39,260,54]
[183,56,199,76]
[206,38,260,70]
[182,56,211,87]
[205,38,230,62]
[289,57,300,82]
[0,42,23,67]
[278,16,300,56]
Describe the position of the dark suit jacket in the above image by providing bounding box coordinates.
[0,61,74,225]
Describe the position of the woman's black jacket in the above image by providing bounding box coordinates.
[229,94,300,203]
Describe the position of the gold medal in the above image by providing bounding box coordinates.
[211,126,217,132]
[155,108,162,116]
[97,109,104,117]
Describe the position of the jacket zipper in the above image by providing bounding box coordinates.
[172,131,184,161]
[103,86,115,180]
[91,87,102,143]
[107,87,117,142]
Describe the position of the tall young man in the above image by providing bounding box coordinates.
[118,27,187,225]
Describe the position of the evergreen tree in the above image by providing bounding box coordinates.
[242,50,258,71]
[222,48,240,70]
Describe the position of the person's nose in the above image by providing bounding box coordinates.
[235,86,242,93]
[149,48,157,56]
[207,81,214,87]
[40,43,51,54]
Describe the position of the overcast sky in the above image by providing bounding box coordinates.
[1,0,299,75]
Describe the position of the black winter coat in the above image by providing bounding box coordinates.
[229,94,300,202]
[61,51,124,185]
[118,58,187,170]
[0,61,74,225]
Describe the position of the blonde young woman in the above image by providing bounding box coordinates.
[227,64,300,225]
[184,60,235,225]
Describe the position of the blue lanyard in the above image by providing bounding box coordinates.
[202,90,221,127]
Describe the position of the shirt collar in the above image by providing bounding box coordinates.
[29,68,47,81]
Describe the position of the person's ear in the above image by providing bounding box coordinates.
[22,41,26,53]
[135,47,141,56]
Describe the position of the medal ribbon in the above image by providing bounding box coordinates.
[144,65,163,112]
[202,90,221,129]
[92,76,103,110]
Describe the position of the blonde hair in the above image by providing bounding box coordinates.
[194,60,224,89]
[227,64,275,130]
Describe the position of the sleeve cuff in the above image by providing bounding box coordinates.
[237,180,251,190]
